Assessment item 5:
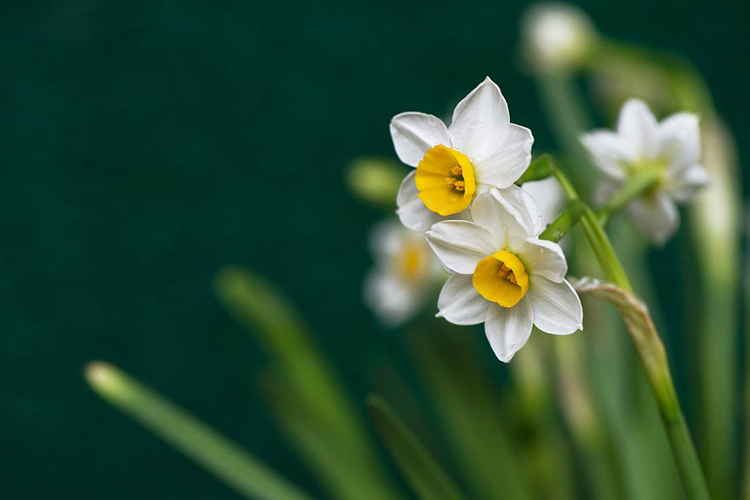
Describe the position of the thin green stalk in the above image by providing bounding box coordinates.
[539,199,586,243]
[85,362,312,500]
[551,166,709,499]
[597,168,662,227]
[551,168,631,291]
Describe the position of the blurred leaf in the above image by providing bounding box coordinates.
[345,156,405,209]
[215,266,365,449]
[257,371,402,500]
[84,361,312,500]
[367,394,467,500]
[409,327,536,500]
[214,266,402,499]
[576,227,682,500]
[574,278,710,500]
[688,118,741,500]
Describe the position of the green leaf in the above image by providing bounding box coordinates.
[367,394,467,500]
[517,154,556,184]
[214,266,403,499]
[257,372,405,500]
[409,327,538,500]
[84,361,312,500]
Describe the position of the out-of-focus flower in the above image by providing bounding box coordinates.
[364,220,444,328]
[425,188,582,362]
[391,77,534,232]
[581,99,709,244]
[521,3,597,73]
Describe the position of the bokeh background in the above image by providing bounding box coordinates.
[1,0,747,498]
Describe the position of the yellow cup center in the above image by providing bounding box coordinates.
[395,241,428,283]
[472,250,529,308]
[415,145,477,216]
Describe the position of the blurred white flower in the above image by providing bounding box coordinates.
[391,77,534,232]
[364,221,443,328]
[521,3,597,72]
[581,99,709,244]
[426,187,582,362]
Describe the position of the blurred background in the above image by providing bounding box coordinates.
[1,0,747,498]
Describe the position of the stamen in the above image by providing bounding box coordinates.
[498,263,517,284]
[450,166,463,177]
[445,177,456,187]
[453,181,465,192]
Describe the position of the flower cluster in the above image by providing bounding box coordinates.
[365,78,706,362]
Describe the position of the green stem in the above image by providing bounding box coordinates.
[539,199,586,243]
[551,166,709,499]
[597,168,662,227]
[552,168,632,291]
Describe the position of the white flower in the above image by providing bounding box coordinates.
[391,77,534,232]
[426,187,583,362]
[581,99,709,244]
[521,3,597,72]
[364,220,443,328]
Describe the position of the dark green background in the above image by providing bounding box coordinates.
[1,0,746,498]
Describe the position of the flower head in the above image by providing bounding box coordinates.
[364,221,443,328]
[391,77,534,232]
[426,187,583,362]
[521,3,597,73]
[581,99,709,244]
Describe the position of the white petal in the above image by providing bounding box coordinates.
[593,177,621,207]
[437,274,490,325]
[390,112,451,167]
[448,77,511,160]
[368,220,407,259]
[669,164,710,202]
[627,193,680,245]
[484,300,533,362]
[426,221,497,274]
[470,187,542,250]
[657,112,701,170]
[580,130,635,180]
[528,277,582,334]
[472,124,534,189]
[364,269,423,328]
[396,171,444,232]
[521,177,566,226]
[520,238,568,282]
[617,99,659,157]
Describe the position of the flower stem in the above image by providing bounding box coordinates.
[552,168,632,291]
[539,199,586,243]
[597,168,662,227]
[551,165,710,499]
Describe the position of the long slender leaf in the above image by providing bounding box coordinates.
[214,266,402,499]
[84,361,312,500]
[410,327,536,500]
[367,395,467,500]
[257,371,403,500]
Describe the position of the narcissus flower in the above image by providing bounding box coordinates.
[426,187,582,362]
[391,77,534,232]
[364,220,444,328]
[581,99,709,244]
